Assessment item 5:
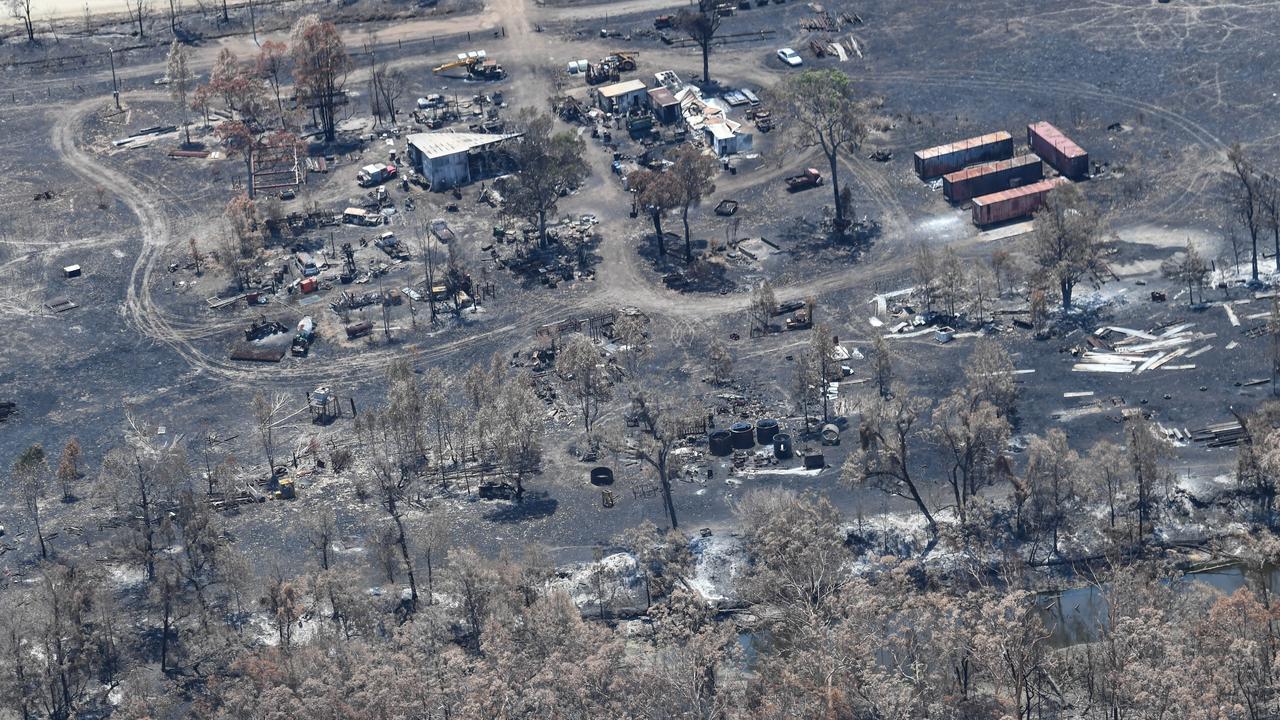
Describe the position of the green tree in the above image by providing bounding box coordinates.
[498,111,590,248]
[668,145,718,262]
[774,69,877,228]
[291,16,351,143]
[1030,183,1108,313]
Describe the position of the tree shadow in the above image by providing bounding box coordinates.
[482,491,558,523]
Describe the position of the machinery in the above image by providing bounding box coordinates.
[585,52,638,85]
[607,52,638,71]
[339,242,357,283]
[433,50,506,80]
[290,316,316,356]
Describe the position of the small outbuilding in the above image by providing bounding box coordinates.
[648,86,680,124]
[595,79,650,113]
[405,131,523,190]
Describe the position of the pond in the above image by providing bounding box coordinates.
[1040,562,1280,646]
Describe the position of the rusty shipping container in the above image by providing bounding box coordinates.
[913,131,1013,179]
[1027,121,1088,179]
[943,154,1043,203]
[971,177,1068,225]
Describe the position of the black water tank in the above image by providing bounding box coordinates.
[590,467,614,486]
[755,418,779,445]
[773,433,793,459]
[730,422,755,450]
[708,430,733,456]
[803,453,825,470]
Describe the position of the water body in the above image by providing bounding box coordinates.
[1041,562,1280,646]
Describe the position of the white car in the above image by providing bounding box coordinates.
[776,48,803,67]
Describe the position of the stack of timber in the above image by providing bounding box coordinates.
[1071,323,1214,374]
[1190,420,1247,448]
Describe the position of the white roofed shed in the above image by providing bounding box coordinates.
[405,131,523,189]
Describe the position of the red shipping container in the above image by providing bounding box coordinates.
[300,277,318,294]
[943,154,1043,203]
[971,178,1068,225]
[1027,121,1088,179]
[913,131,1013,179]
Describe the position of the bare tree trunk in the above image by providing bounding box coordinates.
[828,150,842,224]
[682,206,692,261]
[392,512,419,611]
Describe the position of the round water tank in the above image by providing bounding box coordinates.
[590,467,615,486]
[773,433,793,459]
[708,430,733,456]
[821,423,841,445]
[803,453,825,470]
[730,422,755,450]
[755,418,779,445]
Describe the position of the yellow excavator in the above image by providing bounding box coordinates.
[433,50,506,80]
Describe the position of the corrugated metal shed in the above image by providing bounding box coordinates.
[405,131,522,160]
[598,79,648,98]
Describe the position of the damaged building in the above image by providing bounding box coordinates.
[405,131,523,190]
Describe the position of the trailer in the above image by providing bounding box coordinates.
[913,131,1013,179]
[943,154,1043,203]
[971,177,1068,226]
[1027,121,1089,179]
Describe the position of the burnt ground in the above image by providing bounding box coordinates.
[1,0,1279,574]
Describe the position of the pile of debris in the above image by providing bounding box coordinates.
[1071,323,1214,374]
[1190,420,1247,448]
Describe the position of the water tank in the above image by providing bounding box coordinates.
[755,418,779,445]
[773,433,793,459]
[590,467,615,486]
[803,453,825,470]
[821,423,841,445]
[730,422,755,450]
[708,430,733,456]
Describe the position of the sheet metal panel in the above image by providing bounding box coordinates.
[971,177,1068,225]
[1027,121,1089,179]
[943,154,1043,203]
[913,131,1013,178]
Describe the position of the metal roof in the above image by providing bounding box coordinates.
[598,79,648,98]
[406,131,523,159]
[1028,121,1086,159]
[648,86,678,106]
[971,177,1067,207]
[705,123,735,140]
[942,154,1040,183]
[914,131,1012,161]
